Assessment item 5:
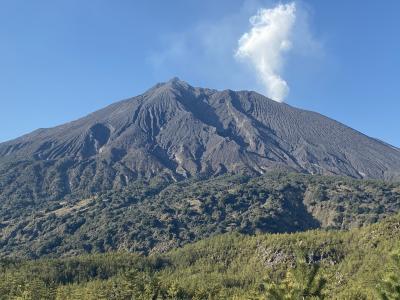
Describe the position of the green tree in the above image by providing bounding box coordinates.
[167,281,184,299]
[378,250,400,300]
[263,258,326,300]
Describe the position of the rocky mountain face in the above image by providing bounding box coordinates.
[1,78,400,201]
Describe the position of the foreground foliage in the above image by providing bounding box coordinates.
[378,249,400,300]
[1,213,400,299]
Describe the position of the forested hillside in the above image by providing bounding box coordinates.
[1,172,400,258]
[1,212,400,299]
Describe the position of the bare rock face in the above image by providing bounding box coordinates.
[1,77,400,200]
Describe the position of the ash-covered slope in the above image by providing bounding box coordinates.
[1,78,399,200]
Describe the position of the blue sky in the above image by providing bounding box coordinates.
[0,0,399,146]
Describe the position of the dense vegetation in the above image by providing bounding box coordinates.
[1,172,400,258]
[1,212,400,299]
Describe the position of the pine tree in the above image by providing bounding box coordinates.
[263,257,326,300]
[378,250,400,300]
[167,281,182,299]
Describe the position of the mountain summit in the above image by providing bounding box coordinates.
[1,78,400,200]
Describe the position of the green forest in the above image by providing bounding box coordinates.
[1,172,400,298]
[1,212,400,299]
[1,172,400,258]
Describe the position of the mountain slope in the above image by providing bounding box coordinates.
[1,211,400,299]
[1,172,399,258]
[0,78,400,202]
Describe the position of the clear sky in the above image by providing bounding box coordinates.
[1,0,399,147]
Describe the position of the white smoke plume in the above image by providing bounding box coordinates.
[236,3,296,102]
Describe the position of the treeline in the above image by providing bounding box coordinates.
[1,213,400,299]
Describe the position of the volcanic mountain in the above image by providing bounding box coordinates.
[1,78,400,201]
